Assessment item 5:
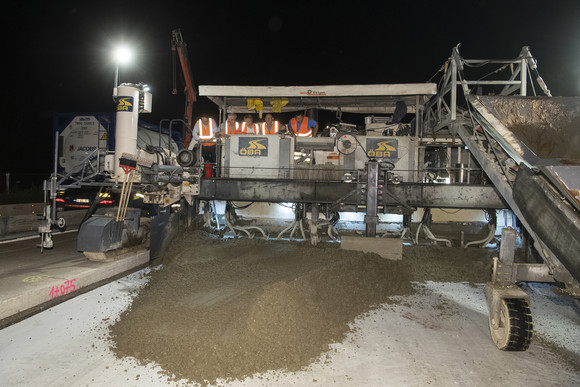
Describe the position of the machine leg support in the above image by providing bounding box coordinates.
[309,203,320,246]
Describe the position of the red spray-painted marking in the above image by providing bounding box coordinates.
[49,279,77,300]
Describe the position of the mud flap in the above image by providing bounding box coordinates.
[77,217,123,253]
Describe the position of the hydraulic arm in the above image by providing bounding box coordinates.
[172,28,197,148]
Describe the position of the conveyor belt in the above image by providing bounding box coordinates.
[464,95,580,283]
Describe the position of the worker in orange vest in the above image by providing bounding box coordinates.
[191,114,218,163]
[288,111,318,137]
[260,113,281,135]
[240,114,260,134]
[221,113,246,135]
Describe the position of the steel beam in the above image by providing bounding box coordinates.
[198,178,506,209]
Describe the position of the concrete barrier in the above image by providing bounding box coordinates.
[0,249,150,323]
[0,203,86,238]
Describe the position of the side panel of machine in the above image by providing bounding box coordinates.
[54,113,114,175]
[222,135,292,179]
[54,112,181,178]
[292,135,415,182]
[357,136,414,182]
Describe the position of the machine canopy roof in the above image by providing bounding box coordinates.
[198,84,437,114]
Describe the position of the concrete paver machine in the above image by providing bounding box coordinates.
[41,36,579,351]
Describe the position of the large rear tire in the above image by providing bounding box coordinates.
[489,298,533,351]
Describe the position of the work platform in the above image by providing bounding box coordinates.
[0,232,149,326]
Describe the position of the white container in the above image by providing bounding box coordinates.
[114,84,140,177]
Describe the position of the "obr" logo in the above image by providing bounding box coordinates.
[239,137,268,157]
[116,97,134,112]
[366,139,398,159]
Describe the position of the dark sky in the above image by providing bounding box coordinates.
[2,0,580,177]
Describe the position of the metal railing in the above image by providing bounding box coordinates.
[423,45,552,136]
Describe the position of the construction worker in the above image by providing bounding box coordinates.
[221,113,245,135]
[240,114,260,134]
[191,114,219,163]
[260,113,280,135]
[288,111,318,137]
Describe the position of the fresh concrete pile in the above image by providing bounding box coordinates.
[109,229,494,385]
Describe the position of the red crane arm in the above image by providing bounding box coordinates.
[171,29,197,148]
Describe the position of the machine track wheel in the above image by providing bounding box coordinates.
[489,298,533,351]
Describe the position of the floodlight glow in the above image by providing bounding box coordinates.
[113,46,133,64]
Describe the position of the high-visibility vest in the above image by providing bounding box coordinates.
[290,117,312,137]
[261,121,279,135]
[225,121,243,135]
[197,119,215,146]
[240,122,260,134]
[197,119,214,139]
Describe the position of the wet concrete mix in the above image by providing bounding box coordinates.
[108,229,496,385]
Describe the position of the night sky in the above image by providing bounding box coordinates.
[2,0,580,180]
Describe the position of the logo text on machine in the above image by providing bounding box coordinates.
[116,97,134,112]
[366,138,398,159]
[300,89,327,96]
[238,137,268,156]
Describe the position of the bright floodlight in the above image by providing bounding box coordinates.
[113,46,133,64]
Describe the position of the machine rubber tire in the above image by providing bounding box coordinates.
[489,298,533,351]
[57,217,67,232]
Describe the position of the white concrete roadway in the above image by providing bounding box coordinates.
[0,268,578,386]
[0,232,149,323]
